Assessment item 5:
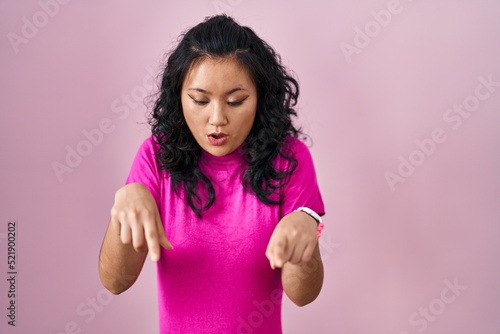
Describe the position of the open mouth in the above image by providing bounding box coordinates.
[208,132,228,146]
[210,133,227,139]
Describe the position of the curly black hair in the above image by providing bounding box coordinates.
[149,14,303,217]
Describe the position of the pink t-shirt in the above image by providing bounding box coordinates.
[125,136,324,334]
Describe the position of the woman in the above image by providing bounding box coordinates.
[99,14,325,334]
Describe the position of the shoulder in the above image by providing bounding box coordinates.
[274,135,316,173]
[129,136,166,178]
[133,136,163,162]
[281,135,311,158]
[138,135,160,152]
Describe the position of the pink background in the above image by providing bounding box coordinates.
[1,1,500,333]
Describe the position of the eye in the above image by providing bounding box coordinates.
[227,96,248,107]
[194,99,208,106]
[227,101,244,107]
[189,95,208,106]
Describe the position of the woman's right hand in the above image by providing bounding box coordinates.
[110,182,172,261]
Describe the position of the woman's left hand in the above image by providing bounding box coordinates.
[265,211,318,269]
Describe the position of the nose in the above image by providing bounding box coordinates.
[209,102,228,127]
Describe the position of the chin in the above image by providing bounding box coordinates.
[204,146,233,157]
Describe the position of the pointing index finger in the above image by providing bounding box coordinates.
[143,219,161,262]
[266,234,288,269]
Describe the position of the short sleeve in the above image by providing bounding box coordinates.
[279,137,325,220]
[125,136,162,209]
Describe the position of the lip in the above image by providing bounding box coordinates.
[208,132,228,146]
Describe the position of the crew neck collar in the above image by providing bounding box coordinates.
[199,146,246,166]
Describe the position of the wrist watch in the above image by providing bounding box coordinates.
[294,207,324,238]
[294,206,322,223]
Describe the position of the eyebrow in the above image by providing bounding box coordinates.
[187,87,248,95]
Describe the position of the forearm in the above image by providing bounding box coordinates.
[98,220,147,295]
[281,243,324,306]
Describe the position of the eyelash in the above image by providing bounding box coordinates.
[192,99,208,106]
[190,97,244,107]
